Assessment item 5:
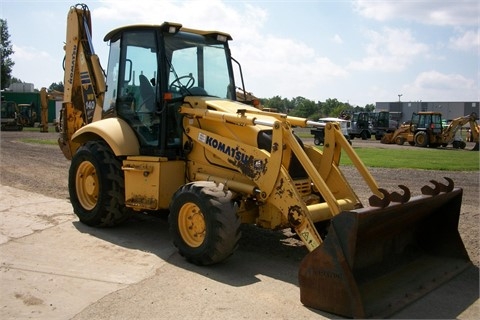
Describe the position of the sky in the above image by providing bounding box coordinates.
[1,0,479,107]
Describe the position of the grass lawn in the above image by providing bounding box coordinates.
[339,147,479,171]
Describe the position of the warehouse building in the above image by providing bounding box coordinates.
[375,101,479,124]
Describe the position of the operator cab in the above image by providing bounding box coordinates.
[102,23,235,158]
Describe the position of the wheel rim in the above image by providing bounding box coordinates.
[76,161,99,210]
[416,134,425,145]
[178,203,206,248]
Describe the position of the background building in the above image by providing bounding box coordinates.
[375,101,479,124]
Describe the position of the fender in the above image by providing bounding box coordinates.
[71,118,140,156]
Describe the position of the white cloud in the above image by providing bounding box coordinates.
[354,0,479,26]
[449,29,480,51]
[93,0,267,37]
[332,34,343,44]
[11,44,60,85]
[348,27,428,72]
[403,70,478,101]
[12,44,53,63]
[235,35,348,99]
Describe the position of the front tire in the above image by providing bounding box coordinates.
[169,181,241,265]
[395,136,405,145]
[69,141,132,227]
[414,131,428,147]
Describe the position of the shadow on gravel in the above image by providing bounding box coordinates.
[72,213,479,319]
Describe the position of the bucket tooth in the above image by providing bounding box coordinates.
[389,185,410,203]
[438,177,454,193]
[368,188,390,208]
[421,180,441,196]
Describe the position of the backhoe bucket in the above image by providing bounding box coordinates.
[299,186,471,318]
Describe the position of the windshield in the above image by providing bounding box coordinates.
[165,31,234,99]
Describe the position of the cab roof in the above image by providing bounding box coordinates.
[104,22,232,42]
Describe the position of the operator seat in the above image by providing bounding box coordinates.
[139,74,155,112]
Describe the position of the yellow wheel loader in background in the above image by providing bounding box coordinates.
[59,4,471,318]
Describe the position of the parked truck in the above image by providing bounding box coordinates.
[348,111,372,140]
[310,117,351,145]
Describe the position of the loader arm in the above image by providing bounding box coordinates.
[180,106,384,251]
[59,4,106,159]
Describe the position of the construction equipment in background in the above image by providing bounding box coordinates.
[40,88,50,132]
[311,117,351,145]
[382,112,479,151]
[382,111,444,147]
[59,4,471,318]
[1,100,23,131]
[371,110,399,140]
[380,123,410,145]
[348,111,372,140]
[16,103,37,128]
[441,113,479,151]
[40,88,64,133]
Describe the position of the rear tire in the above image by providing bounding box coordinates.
[69,141,132,226]
[169,181,241,265]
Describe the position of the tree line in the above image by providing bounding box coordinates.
[260,96,375,120]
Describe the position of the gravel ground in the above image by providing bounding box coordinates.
[0,130,478,267]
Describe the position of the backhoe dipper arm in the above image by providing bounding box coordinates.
[442,113,478,143]
[59,3,106,160]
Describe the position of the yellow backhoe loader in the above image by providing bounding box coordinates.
[58,4,471,318]
[1,100,23,131]
[441,113,479,151]
[383,112,479,151]
[40,87,64,133]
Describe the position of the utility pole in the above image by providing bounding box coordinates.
[398,94,403,102]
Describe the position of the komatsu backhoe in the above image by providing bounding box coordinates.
[59,4,471,318]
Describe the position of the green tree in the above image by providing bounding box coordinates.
[290,96,318,119]
[10,76,23,84]
[49,81,64,92]
[321,98,342,117]
[262,95,292,113]
[1,19,15,89]
[364,103,375,112]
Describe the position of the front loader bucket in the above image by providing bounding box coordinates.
[299,185,471,318]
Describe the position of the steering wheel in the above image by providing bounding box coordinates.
[169,74,195,92]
